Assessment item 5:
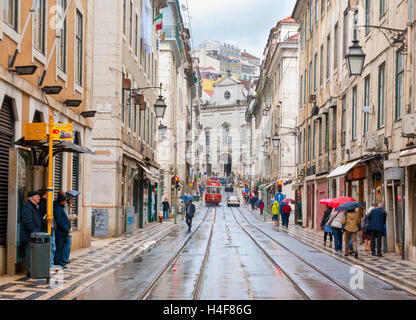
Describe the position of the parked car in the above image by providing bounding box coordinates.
[227,195,240,207]
[225,184,234,192]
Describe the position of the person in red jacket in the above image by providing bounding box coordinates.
[281,203,292,228]
[259,200,264,215]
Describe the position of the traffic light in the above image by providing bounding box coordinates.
[174,176,180,189]
[277,180,283,193]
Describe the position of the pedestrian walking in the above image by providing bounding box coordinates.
[342,209,361,258]
[326,209,345,253]
[53,194,70,268]
[368,203,387,257]
[272,201,280,226]
[281,203,291,228]
[185,199,196,232]
[63,194,79,265]
[259,200,264,215]
[162,198,170,220]
[21,191,42,277]
[362,206,375,252]
[320,205,333,247]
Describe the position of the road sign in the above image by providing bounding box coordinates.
[275,192,285,203]
[51,123,73,141]
[24,123,47,140]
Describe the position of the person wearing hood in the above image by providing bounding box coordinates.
[272,201,280,226]
[320,205,333,247]
[21,191,42,277]
[53,194,70,268]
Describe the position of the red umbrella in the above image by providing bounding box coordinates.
[328,197,356,209]
[281,198,295,204]
[319,198,333,205]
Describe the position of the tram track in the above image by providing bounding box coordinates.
[230,206,364,300]
[138,206,216,300]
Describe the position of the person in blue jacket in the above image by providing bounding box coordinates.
[21,191,42,277]
[368,203,387,257]
[53,194,70,268]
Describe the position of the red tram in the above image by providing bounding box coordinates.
[205,179,222,206]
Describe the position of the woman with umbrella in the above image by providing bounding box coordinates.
[320,202,333,247]
[338,201,364,258]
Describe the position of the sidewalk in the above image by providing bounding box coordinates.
[246,204,416,296]
[0,220,179,300]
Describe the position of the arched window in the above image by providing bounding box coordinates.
[223,124,230,145]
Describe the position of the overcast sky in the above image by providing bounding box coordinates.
[179,0,297,59]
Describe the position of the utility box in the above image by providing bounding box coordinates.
[30,232,51,282]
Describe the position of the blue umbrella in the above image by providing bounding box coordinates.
[180,195,194,203]
[269,199,278,204]
[336,201,364,212]
[255,199,262,206]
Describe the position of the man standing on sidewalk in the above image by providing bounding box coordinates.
[162,198,170,220]
[21,191,42,277]
[281,203,291,228]
[368,203,387,257]
[185,199,196,232]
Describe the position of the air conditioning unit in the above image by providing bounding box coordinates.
[364,132,381,151]
[309,94,316,104]
[402,114,416,138]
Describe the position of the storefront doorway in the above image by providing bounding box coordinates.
[0,97,14,247]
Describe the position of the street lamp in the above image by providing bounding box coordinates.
[272,133,280,147]
[346,40,366,76]
[346,9,366,77]
[154,84,167,118]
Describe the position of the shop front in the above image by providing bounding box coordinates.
[316,179,328,232]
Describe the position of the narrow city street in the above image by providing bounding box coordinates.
[70,191,416,300]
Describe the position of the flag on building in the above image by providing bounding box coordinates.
[153,13,163,31]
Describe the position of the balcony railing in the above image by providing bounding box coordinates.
[162,25,182,52]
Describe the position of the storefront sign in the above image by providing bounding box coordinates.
[24,123,47,140]
[51,123,73,141]
[347,166,366,180]
[384,167,404,181]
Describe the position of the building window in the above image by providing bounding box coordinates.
[320,45,324,87]
[3,0,18,31]
[318,118,322,155]
[378,63,385,128]
[332,105,337,150]
[380,0,386,18]
[352,86,357,140]
[321,0,325,16]
[309,60,312,95]
[129,1,133,47]
[309,0,313,33]
[395,51,405,121]
[57,0,67,72]
[341,96,346,146]
[33,0,46,54]
[224,91,231,100]
[223,125,230,145]
[123,0,126,36]
[304,70,307,103]
[135,13,138,56]
[365,0,370,35]
[334,23,339,69]
[206,130,210,147]
[121,72,125,123]
[364,76,370,134]
[343,10,349,59]
[300,75,303,107]
[315,0,318,24]
[312,121,316,158]
[326,34,331,80]
[75,10,83,86]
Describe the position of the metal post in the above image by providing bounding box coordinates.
[47,115,54,235]
[174,185,178,224]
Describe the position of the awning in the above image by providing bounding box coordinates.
[138,163,152,175]
[327,159,361,179]
[15,137,95,167]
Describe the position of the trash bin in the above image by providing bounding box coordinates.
[30,232,51,283]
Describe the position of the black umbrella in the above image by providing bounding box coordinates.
[336,201,364,212]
